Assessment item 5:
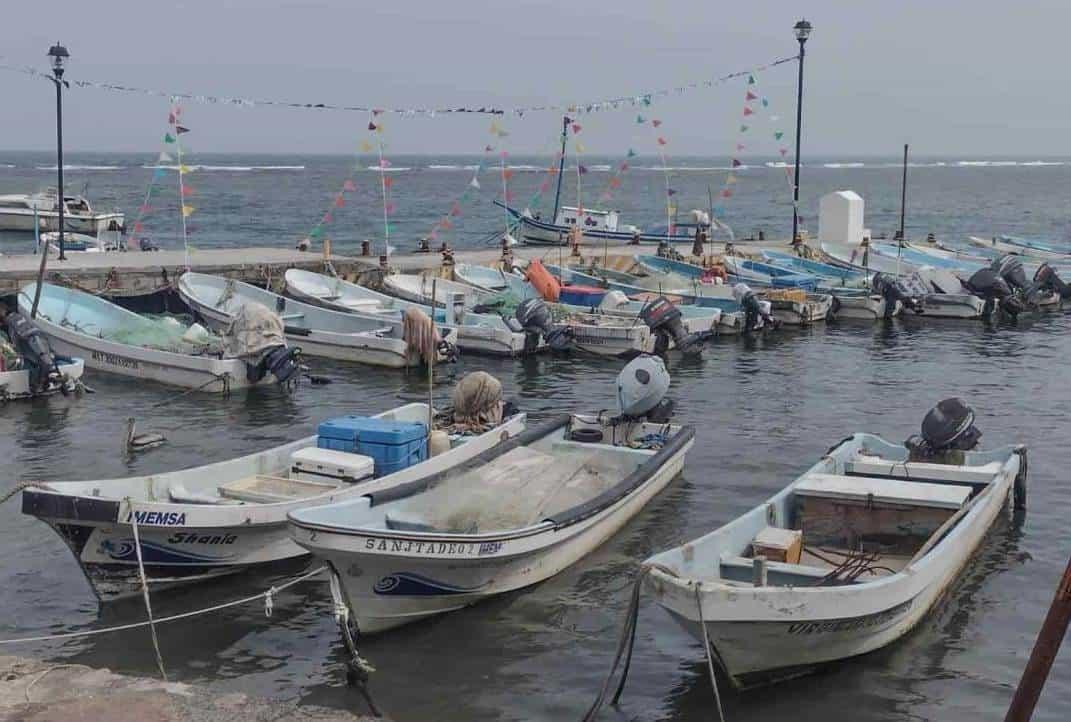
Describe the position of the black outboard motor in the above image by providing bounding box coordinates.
[965,266,1025,317]
[515,298,573,354]
[1033,263,1071,299]
[904,397,983,464]
[5,312,63,393]
[246,345,302,385]
[871,273,924,316]
[640,296,709,356]
[731,283,780,333]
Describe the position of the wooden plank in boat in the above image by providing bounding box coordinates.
[796,473,971,511]
[845,455,1001,485]
[218,474,337,503]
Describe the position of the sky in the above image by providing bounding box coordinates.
[1,0,1067,157]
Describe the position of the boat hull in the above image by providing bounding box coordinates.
[291,428,693,633]
[0,209,125,234]
[0,358,84,400]
[833,295,898,320]
[23,413,527,600]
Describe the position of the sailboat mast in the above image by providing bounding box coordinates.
[897,143,908,243]
[551,115,568,222]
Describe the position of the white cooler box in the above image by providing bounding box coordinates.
[290,447,375,485]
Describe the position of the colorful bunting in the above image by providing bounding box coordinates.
[334,195,345,208]
[746,91,758,101]
[743,106,754,116]
[343,179,357,192]
[657,137,667,145]
[636,115,646,124]
[667,188,678,196]
[158,151,172,162]
[175,125,190,134]
[182,205,195,217]
[732,159,742,168]
[627,148,637,158]
[774,131,784,140]
[164,133,175,143]
[571,123,582,134]
[578,165,589,175]
[740,124,749,132]
[470,176,481,189]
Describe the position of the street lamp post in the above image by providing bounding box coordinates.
[47,42,70,261]
[791,19,811,246]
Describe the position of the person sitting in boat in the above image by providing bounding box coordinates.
[630,230,641,246]
[732,283,780,333]
[692,227,706,258]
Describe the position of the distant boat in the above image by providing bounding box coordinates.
[0,189,124,234]
[967,235,1070,261]
[496,202,705,246]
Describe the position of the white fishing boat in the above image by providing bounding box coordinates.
[452,263,525,294]
[644,399,1026,688]
[381,273,491,309]
[40,230,124,254]
[17,282,293,392]
[179,273,457,369]
[968,235,1070,261]
[0,189,124,234]
[0,358,83,401]
[289,356,694,633]
[22,393,527,600]
[759,290,835,326]
[283,269,532,357]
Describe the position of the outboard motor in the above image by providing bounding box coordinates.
[615,354,674,423]
[1033,263,1071,299]
[640,296,709,356]
[732,283,779,333]
[5,312,63,393]
[904,397,982,465]
[247,345,301,385]
[515,298,572,354]
[871,273,924,316]
[965,266,1024,317]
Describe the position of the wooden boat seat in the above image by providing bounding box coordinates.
[217,474,338,504]
[845,454,1001,488]
[795,473,972,510]
[719,555,831,584]
[167,483,240,505]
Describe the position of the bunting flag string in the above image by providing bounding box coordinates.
[304,164,360,244]
[367,112,395,257]
[128,105,178,244]
[495,119,515,242]
[0,54,796,118]
[596,147,637,204]
[639,115,675,236]
[167,101,193,268]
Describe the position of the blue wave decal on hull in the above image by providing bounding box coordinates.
[374,572,484,596]
[99,538,237,564]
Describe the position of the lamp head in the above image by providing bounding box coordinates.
[47,43,70,77]
[794,19,812,42]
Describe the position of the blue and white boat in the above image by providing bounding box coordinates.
[496,202,699,246]
[968,235,1071,261]
[761,250,869,287]
[637,254,819,291]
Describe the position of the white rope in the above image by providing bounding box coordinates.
[694,583,727,722]
[0,566,326,645]
[264,586,276,617]
[128,500,168,682]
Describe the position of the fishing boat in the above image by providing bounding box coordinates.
[453,263,525,294]
[0,189,124,234]
[289,356,694,633]
[40,231,125,254]
[17,282,292,392]
[381,273,491,309]
[283,269,531,357]
[637,254,819,291]
[0,310,84,400]
[644,399,1027,688]
[496,203,700,246]
[179,273,457,369]
[760,250,869,288]
[818,242,919,276]
[968,235,1070,261]
[0,358,83,401]
[22,394,527,600]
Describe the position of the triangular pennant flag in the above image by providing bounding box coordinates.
[139,204,152,213]
[726,174,737,184]
[652,119,662,128]
[375,124,385,134]
[133,221,144,233]
[575,142,585,153]
[667,188,678,196]
[563,116,573,124]
[740,124,749,133]
[609,177,622,188]
[780,147,789,156]
[379,159,391,169]
[736,143,746,151]
[178,164,193,174]
[619,162,629,172]
[182,205,195,217]
[158,151,173,163]
[175,125,190,134]
[180,184,194,196]
[571,123,582,134]
[385,202,396,214]
[539,179,551,193]
[383,176,394,187]
[334,195,345,208]
[748,75,756,84]
[636,115,646,124]
[762,97,769,107]
[577,164,589,175]
[721,189,733,198]
[627,148,637,158]
[164,133,175,144]
[657,137,667,145]
[485,145,494,152]
[450,202,461,216]
[343,180,357,192]
[309,226,323,239]
[500,150,509,159]
[152,168,166,180]
[470,176,481,189]
[732,159,742,168]
[323,212,333,223]
[360,141,373,153]
[368,122,377,131]
[774,131,784,140]
[746,91,758,101]
[167,112,176,124]
[743,106,754,116]
[502,169,514,181]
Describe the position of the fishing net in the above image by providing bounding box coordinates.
[221,303,285,359]
[105,313,223,355]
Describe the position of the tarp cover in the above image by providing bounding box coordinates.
[222,302,286,359]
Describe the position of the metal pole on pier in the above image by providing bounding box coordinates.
[897,144,909,243]
[1004,553,1071,722]
[47,43,70,262]
[790,19,812,246]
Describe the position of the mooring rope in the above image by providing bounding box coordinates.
[0,481,42,506]
[694,583,727,722]
[150,371,232,408]
[0,567,326,645]
[128,500,168,682]
[328,566,382,718]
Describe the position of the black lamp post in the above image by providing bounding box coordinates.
[791,19,811,246]
[47,42,69,261]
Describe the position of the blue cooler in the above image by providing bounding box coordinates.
[317,416,428,477]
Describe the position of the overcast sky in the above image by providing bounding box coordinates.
[1,0,1066,157]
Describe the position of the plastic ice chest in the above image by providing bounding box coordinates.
[558,285,608,307]
[317,416,428,477]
